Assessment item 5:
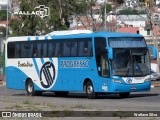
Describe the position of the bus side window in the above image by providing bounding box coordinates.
[88,41,92,56]
[20,43,33,58]
[8,43,15,58]
[55,42,62,57]
[83,41,88,56]
[48,42,55,57]
[33,47,37,57]
[34,43,42,58]
[63,41,70,56]
[71,41,78,56]
[78,39,92,57]
[83,47,88,56]
[42,42,47,57]
[51,43,55,57]
[78,41,83,56]
[15,43,20,58]
[83,40,92,56]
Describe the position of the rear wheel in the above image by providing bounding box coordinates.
[26,80,42,96]
[26,80,35,96]
[119,92,130,98]
[86,81,97,99]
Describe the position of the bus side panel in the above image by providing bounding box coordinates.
[57,57,96,92]
[6,66,27,90]
[57,58,82,91]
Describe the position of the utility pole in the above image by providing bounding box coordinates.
[6,0,9,40]
[104,0,107,31]
[150,0,159,66]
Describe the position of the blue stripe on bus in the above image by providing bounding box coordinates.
[49,58,53,61]
[36,36,39,40]
[45,36,48,40]
[28,37,30,41]
[41,58,45,64]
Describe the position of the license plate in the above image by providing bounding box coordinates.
[131,86,137,90]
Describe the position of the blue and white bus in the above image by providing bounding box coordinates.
[6,30,157,98]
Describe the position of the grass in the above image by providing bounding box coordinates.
[23,99,32,105]
[5,104,22,110]
[63,110,73,117]
[71,104,89,109]
[46,103,57,109]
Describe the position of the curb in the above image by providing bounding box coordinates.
[0,81,6,86]
[151,84,160,88]
[151,80,160,88]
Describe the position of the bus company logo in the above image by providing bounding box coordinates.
[126,78,132,84]
[40,61,55,88]
[14,5,50,18]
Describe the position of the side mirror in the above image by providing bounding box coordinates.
[148,46,157,60]
[106,47,113,60]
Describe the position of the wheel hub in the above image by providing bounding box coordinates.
[87,86,93,94]
[28,83,33,93]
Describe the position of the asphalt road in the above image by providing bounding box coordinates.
[0,85,160,119]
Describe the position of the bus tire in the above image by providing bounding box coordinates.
[86,81,97,99]
[119,92,130,98]
[26,80,43,96]
[26,80,35,96]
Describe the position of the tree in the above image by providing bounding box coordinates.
[10,0,113,35]
[0,27,6,37]
[69,0,112,31]
[117,0,124,5]
[0,10,7,21]
[10,0,72,36]
[118,8,139,15]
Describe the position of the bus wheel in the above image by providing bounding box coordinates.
[26,80,35,96]
[119,92,130,98]
[26,80,42,96]
[86,81,97,99]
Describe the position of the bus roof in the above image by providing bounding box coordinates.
[7,31,143,42]
[46,30,93,36]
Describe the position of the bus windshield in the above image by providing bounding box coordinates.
[112,48,150,77]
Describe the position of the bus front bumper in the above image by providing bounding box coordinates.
[99,81,151,93]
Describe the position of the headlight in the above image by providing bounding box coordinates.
[112,79,123,83]
[144,78,151,82]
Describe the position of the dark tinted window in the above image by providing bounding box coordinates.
[15,43,21,58]
[7,38,93,58]
[71,41,78,56]
[78,39,92,57]
[94,37,109,77]
[48,42,55,57]
[7,42,15,58]
[21,43,33,58]
[63,41,71,56]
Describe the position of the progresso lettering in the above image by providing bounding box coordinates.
[60,60,89,68]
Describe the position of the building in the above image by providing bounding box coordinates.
[156,0,160,5]
[117,15,147,27]
[0,21,8,28]
[118,27,139,34]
